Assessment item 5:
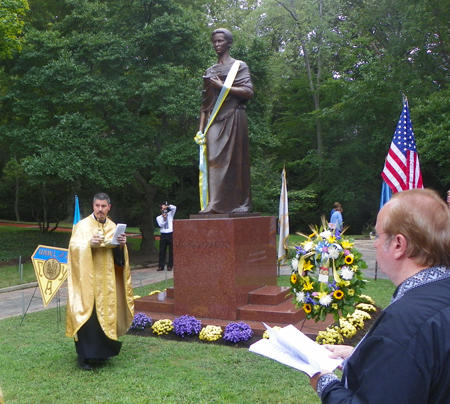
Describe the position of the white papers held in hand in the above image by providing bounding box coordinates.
[111,223,127,245]
[248,323,343,377]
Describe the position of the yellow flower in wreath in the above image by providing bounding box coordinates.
[341,240,354,249]
[345,254,354,264]
[290,273,298,284]
[303,260,314,272]
[303,303,312,313]
[333,290,344,300]
[302,278,314,291]
[337,280,351,288]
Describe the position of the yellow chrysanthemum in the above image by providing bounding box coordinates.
[303,260,314,272]
[341,240,354,249]
[263,326,282,339]
[327,235,336,244]
[199,325,222,341]
[151,319,174,335]
[359,295,376,305]
[356,303,377,312]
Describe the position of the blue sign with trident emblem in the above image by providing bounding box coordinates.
[31,245,69,307]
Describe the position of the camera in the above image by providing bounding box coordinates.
[162,202,171,214]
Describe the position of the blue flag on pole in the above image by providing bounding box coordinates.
[73,195,81,225]
[379,179,392,210]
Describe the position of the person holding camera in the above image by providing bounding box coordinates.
[156,202,177,271]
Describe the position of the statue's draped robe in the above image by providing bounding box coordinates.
[66,215,134,358]
[201,58,253,214]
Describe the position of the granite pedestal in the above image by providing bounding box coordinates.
[172,215,277,320]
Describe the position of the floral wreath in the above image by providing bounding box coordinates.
[290,218,368,322]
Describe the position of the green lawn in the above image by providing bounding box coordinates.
[0,276,394,403]
[0,214,386,404]
[0,278,321,404]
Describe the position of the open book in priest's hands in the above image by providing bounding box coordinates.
[249,323,343,377]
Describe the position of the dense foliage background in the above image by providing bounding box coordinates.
[1,0,450,252]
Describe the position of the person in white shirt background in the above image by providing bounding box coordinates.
[156,202,177,271]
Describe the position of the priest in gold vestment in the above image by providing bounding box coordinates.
[66,193,134,370]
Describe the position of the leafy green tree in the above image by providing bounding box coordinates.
[0,0,209,244]
[0,0,29,59]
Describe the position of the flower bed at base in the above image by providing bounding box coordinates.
[126,309,381,348]
[127,326,261,348]
[340,307,380,347]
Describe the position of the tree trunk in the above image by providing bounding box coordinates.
[14,177,20,221]
[281,0,324,181]
[132,171,157,254]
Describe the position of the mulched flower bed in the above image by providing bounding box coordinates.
[126,308,382,348]
[127,327,261,348]
[342,308,381,346]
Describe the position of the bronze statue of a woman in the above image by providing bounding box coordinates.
[198,28,254,214]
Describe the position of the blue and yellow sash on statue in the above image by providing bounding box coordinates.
[194,60,240,211]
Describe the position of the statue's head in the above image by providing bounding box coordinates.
[211,28,233,45]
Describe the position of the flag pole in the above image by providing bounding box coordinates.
[277,166,289,276]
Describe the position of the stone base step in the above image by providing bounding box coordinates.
[238,299,306,324]
[134,294,175,313]
[248,286,291,305]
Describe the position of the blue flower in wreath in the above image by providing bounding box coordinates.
[327,280,338,291]
[316,240,329,253]
[304,292,315,305]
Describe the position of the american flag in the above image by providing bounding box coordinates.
[381,100,423,193]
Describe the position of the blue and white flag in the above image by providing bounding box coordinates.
[278,168,289,264]
[73,195,81,225]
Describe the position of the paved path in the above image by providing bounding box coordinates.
[0,266,174,320]
[0,240,383,320]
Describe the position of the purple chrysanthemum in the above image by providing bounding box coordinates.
[223,322,253,343]
[130,313,152,330]
[173,315,202,337]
